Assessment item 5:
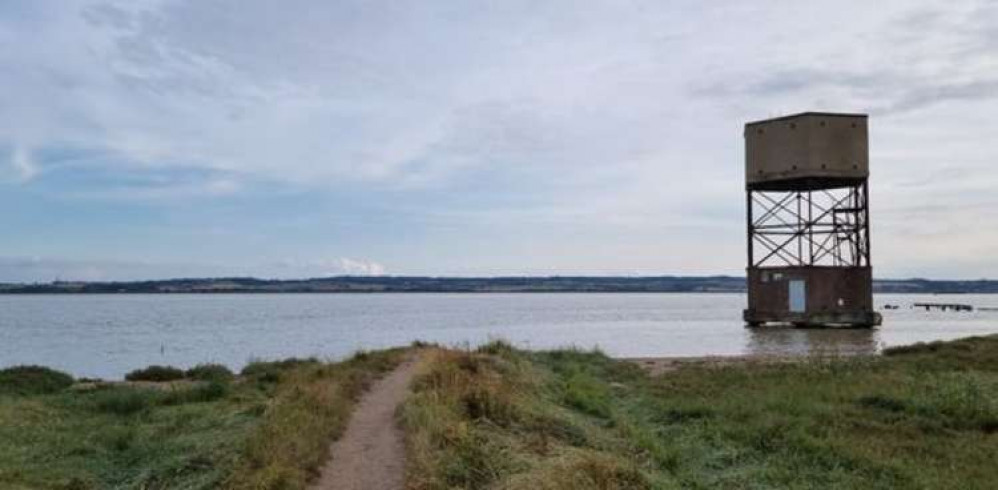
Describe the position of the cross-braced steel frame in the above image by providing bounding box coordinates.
[746,182,871,268]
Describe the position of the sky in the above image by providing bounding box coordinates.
[1,0,997,282]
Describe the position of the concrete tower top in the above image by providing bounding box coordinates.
[745,112,868,191]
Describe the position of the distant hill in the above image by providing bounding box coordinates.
[1,276,997,294]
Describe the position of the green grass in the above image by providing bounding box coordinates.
[403,336,998,490]
[7,336,997,489]
[0,349,406,490]
[0,366,75,395]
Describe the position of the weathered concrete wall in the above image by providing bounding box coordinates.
[745,113,868,189]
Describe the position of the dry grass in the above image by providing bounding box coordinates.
[403,336,998,490]
[402,343,654,490]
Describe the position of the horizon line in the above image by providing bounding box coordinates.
[5,274,998,286]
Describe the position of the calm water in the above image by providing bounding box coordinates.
[2,293,998,379]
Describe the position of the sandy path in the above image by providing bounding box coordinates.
[309,357,419,490]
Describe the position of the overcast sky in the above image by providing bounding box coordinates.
[2,0,997,281]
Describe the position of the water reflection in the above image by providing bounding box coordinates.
[746,326,881,357]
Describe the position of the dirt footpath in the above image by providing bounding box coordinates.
[309,357,419,490]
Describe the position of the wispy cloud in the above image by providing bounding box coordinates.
[273,258,386,278]
[0,255,387,282]
[9,146,37,182]
[691,2,998,115]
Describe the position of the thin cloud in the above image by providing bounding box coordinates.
[0,255,388,282]
[10,146,37,182]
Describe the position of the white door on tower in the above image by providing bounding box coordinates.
[789,280,806,313]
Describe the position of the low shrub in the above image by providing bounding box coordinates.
[185,363,234,381]
[94,388,157,416]
[477,339,516,357]
[95,381,231,413]
[0,365,74,395]
[161,380,230,405]
[125,365,184,382]
[240,357,319,382]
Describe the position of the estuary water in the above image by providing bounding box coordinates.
[2,293,997,379]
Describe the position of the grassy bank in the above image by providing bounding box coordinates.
[5,335,997,489]
[403,336,998,489]
[0,349,405,490]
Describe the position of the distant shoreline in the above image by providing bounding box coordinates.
[3,276,998,294]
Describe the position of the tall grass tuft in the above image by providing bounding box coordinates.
[94,388,158,415]
[240,357,320,384]
[402,347,651,490]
